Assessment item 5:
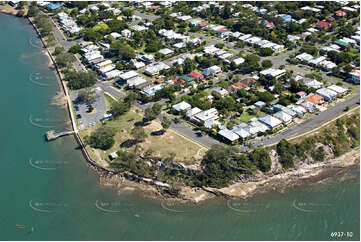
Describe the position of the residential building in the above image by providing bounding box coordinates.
[202,65,221,77]
[258,115,282,130]
[316,88,338,102]
[212,87,229,98]
[218,129,239,143]
[273,111,292,124]
[172,101,192,113]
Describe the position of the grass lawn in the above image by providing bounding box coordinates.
[234,110,265,124]
[104,93,116,110]
[79,108,205,166]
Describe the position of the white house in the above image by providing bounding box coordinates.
[172,101,191,113]
[258,115,282,129]
[316,88,338,102]
[202,65,221,77]
[273,111,292,125]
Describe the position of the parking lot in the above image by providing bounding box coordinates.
[71,87,107,130]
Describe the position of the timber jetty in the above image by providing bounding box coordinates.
[46,130,74,141]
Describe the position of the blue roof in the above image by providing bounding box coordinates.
[46,3,62,10]
[281,15,292,22]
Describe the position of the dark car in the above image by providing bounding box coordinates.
[76,114,82,119]
[75,105,79,111]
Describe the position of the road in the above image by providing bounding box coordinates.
[261,90,360,147]
[47,8,360,151]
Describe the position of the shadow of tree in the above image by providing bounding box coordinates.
[150,130,165,136]
[120,139,139,148]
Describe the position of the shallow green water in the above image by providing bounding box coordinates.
[0,14,359,241]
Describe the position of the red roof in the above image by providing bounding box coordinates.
[188,72,204,79]
[335,10,347,17]
[316,21,331,28]
[305,94,323,105]
[149,5,160,10]
[173,78,185,85]
[266,22,274,28]
[350,69,360,78]
[297,91,307,97]
[217,28,227,33]
[199,22,208,27]
[155,77,164,83]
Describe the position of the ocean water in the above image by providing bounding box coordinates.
[0,14,359,241]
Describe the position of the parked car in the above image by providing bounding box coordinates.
[76,114,82,119]
[75,105,79,111]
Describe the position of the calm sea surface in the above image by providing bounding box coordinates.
[0,14,359,241]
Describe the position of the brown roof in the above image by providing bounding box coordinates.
[316,21,331,28]
[305,94,323,105]
[335,10,347,17]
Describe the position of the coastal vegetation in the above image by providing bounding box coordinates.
[81,109,359,192]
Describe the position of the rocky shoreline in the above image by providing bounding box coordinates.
[93,146,360,203]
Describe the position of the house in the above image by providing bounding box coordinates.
[273,111,292,125]
[232,127,251,140]
[218,129,239,144]
[139,54,154,63]
[347,69,360,84]
[173,42,186,49]
[304,79,323,89]
[119,71,138,82]
[319,60,337,71]
[258,115,282,130]
[202,65,221,77]
[273,104,297,117]
[159,48,174,56]
[315,21,331,30]
[110,32,122,39]
[186,107,202,119]
[192,108,219,124]
[121,29,132,38]
[259,68,286,79]
[254,101,266,108]
[305,94,324,105]
[46,2,62,10]
[188,72,204,81]
[143,62,170,76]
[309,56,326,65]
[296,53,314,62]
[281,15,292,23]
[103,69,122,80]
[327,85,348,97]
[334,39,349,48]
[232,57,245,66]
[172,101,191,113]
[127,77,149,89]
[94,60,112,70]
[212,87,229,98]
[130,59,145,69]
[298,100,316,113]
[297,91,307,98]
[148,5,160,11]
[316,88,338,102]
[287,104,307,116]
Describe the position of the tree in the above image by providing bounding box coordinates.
[161,116,171,131]
[69,44,81,54]
[88,127,116,150]
[55,53,75,68]
[66,71,97,89]
[130,126,148,142]
[27,7,39,17]
[144,108,156,122]
[110,100,130,118]
[53,47,65,56]
[77,89,96,104]
[261,60,273,69]
[122,8,134,20]
[259,48,274,56]
[152,103,162,116]
[249,149,272,172]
